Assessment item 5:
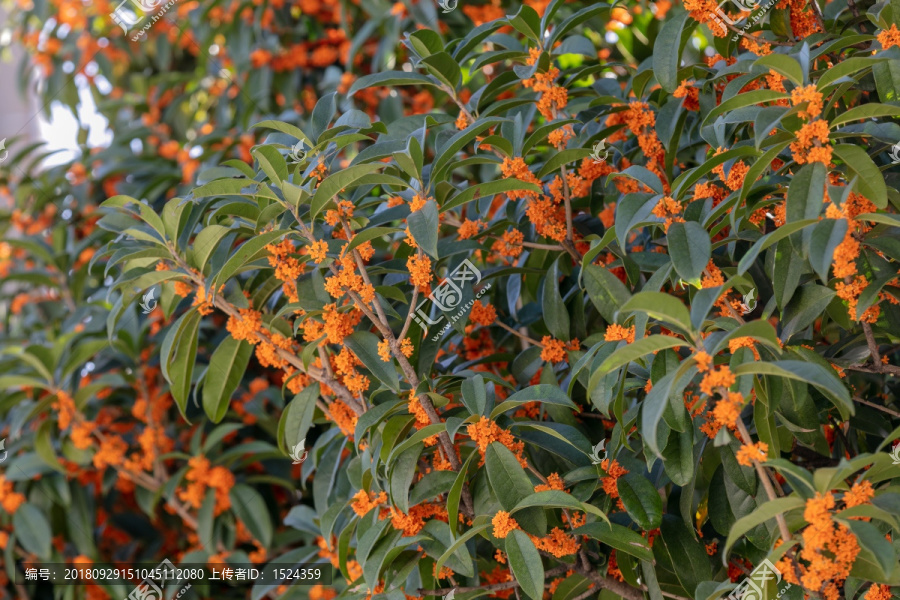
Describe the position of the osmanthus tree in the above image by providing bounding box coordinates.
[2,0,900,600]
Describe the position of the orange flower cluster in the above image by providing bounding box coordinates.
[387,503,448,536]
[491,510,521,540]
[836,276,879,324]
[351,489,388,517]
[325,200,355,227]
[684,0,731,36]
[0,474,26,514]
[694,351,713,372]
[878,24,900,49]
[700,365,737,396]
[673,80,700,111]
[322,303,362,345]
[407,254,433,289]
[790,119,832,166]
[606,102,667,185]
[93,436,128,470]
[467,416,528,468]
[790,85,823,120]
[409,193,430,212]
[326,400,358,437]
[325,251,376,304]
[53,390,77,431]
[776,491,863,599]
[548,125,575,150]
[492,230,524,259]
[712,150,750,192]
[500,157,542,200]
[605,324,635,343]
[470,300,497,327]
[601,459,629,510]
[651,196,683,231]
[710,391,744,432]
[226,307,264,343]
[177,455,234,515]
[540,336,568,363]
[309,240,328,263]
[535,472,566,492]
[525,195,568,242]
[523,66,568,120]
[458,219,483,240]
[377,337,414,361]
[735,441,768,466]
[728,336,760,360]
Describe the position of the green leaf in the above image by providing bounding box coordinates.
[786,162,826,254]
[505,530,545,600]
[732,360,852,418]
[592,335,686,379]
[442,179,542,213]
[486,442,536,512]
[164,308,202,420]
[202,337,253,423]
[574,522,654,563]
[667,221,711,286]
[583,264,632,324]
[700,90,789,129]
[536,148,593,179]
[658,515,712,594]
[421,52,461,90]
[407,201,440,259]
[543,258,570,340]
[754,54,803,86]
[486,442,546,535]
[830,103,900,127]
[310,163,384,219]
[833,144,888,208]
[277,384,320,455]
[213,230,287,287]
[347,72,437,96]
[618,474,663,530]
[491,384,577,418]
[808,218,848,282]
[737,219,818,275]
[252,120,314,147]
[619,292,693,337]
[653,10,690,92]
[723,496,805,557]
[230,484,273,547]
[191,225,234,273]
[345,331,401,392]
[253,145,288,185]
[346,227,403,255]
[506,4,542,41]
[432,117,506,182]
[13,503,53,559]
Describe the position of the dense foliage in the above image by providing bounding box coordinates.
[2,0,900,599]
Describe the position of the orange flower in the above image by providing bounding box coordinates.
[467,416,528,468]
[535,473,565,492]
[876,24,900,49]
[736,441,768,466]
[458,219,483,240]
[309,240,328,263]
[0,475,26,514]
[700,365,736,396]
[791,85,824,120]
[500,157,542,200]
[711,391,744,430]
[492,511,520,538]
[407,255,433,288]
[694,351,713,372]
[651,196,683,231]
[843,480,874,508]
[492,230,524,259]
[351,489,387,517]
[532,528,579,557]
[605,324,635,343]
[540,336,567,363]
[865,585,892,600]
[470,300,497,327]
[728,336,760,360]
